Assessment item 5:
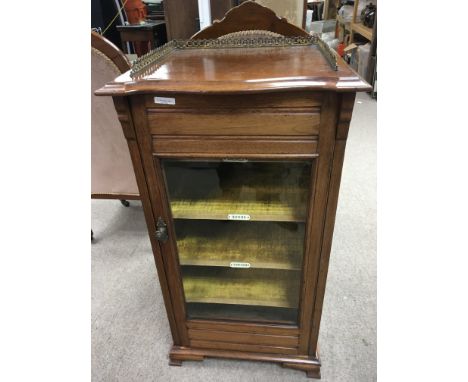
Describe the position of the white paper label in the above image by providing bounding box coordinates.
[228,214,250,221]
[230,262,251,268]
[222,158,248,163]
[154,96,176,105]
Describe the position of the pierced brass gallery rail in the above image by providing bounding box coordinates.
[130,35,338,79]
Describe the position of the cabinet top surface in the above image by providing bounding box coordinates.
[96,41,371,96]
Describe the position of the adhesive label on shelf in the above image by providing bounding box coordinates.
[227,214,250,220]
[229,262,251,268]
[154,96,176,105]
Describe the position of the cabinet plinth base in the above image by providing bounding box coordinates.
[169,345,321,378]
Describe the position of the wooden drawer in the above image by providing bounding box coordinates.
[144,92,323,109]
[145,92,322,137]
[152,136,318,157]
[187,319,300,336]
[188,327,299,354]
[188,329,299,347]
[147,108,320,136]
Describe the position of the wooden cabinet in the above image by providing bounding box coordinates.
[96,18,370,378]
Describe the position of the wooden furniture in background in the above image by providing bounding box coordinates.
[91,31,139,211]
[117,20,167,56]
[164,0,200,39]
[335,0,374,43]
[349,0,373,42]
[335,0,377,89]
[211,0,238,22]
[96,2,370,378]
[322,0,337,19]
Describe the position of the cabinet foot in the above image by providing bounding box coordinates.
[169,358,183,366]
[281,362,321,379]
[306,367,321,379]
[169,347,204,366]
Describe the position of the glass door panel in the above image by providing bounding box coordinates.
[162,160,312,325]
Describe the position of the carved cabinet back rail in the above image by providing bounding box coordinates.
[96,2,370,378]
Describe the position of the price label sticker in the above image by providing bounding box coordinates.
[230,262,251,268]
[228,214,250,221]
[154,96,176,105]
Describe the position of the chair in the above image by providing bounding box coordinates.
[91,31,139,239]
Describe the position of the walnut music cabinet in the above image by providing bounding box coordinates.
[96,3,370,378]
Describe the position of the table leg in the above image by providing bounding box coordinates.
[121,39,128,54]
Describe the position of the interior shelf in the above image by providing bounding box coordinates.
[182,267,301,308]
[170,198,306,222]
[164,161,311,222]
[176,220,305,270]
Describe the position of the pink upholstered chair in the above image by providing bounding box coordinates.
[91,31,139,239]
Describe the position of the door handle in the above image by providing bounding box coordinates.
[155,217,168,243]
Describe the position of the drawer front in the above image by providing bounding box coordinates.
[145,92,323,109]
[187,328,299,354]
[147,108,320,136]
[152,136,318,157]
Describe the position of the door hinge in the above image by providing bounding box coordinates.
[155,217,168,243]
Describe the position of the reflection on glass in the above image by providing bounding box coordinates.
[162,160,311,324]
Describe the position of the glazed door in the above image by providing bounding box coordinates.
[160,159,313,325]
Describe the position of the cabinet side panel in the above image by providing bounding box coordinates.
[126,95,190,346]
[308,93,357,352]
[308,139,348,352]
[112,96,182,344]
[336,93,356,140]
[297,92,339,354]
